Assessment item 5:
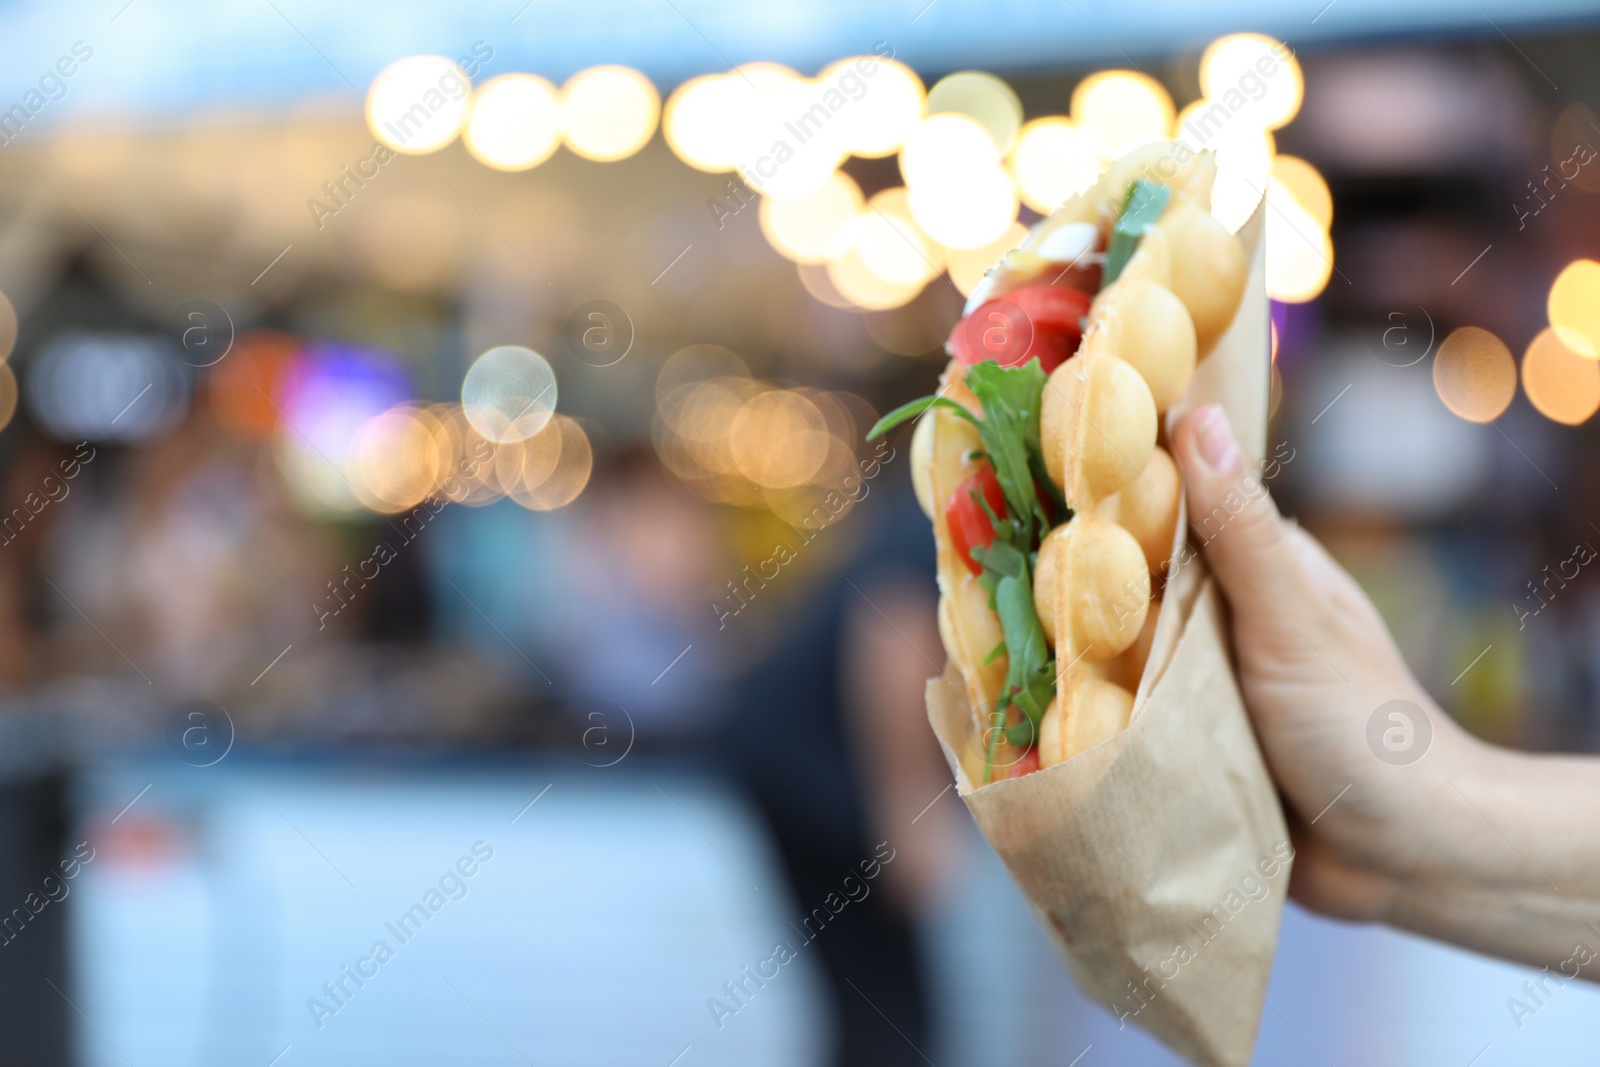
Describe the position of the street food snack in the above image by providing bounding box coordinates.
[882,140,1285,1067]
[870,143,1247,783]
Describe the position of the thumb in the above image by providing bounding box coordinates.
[1171,404,1309,627]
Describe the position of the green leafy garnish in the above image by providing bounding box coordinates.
[971,541,1056,753]
[866,394,979,440]
[1102,178,1171,288]
[964,360,1052,545]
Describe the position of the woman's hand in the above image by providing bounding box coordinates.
[1172,405,1600,975]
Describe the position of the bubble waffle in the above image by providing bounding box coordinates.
[875,143,1248,784]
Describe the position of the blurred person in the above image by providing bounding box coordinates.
[715,470,962,1067]
[553,447,735,740]
[1172,404,1600,980]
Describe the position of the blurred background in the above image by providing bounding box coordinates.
[0,0,1595,1064]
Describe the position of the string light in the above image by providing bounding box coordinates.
[561,66,659,162]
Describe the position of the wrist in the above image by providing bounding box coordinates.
[1364,709,1510,923]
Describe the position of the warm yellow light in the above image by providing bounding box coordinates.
[510,415,593,511]
[1264,189,1331,302]
[730,390,830,488]
[908,168,1017,251]
[909,171,1016,251]
[350,405,446,513]
[465,74,561,171]
[901,114,1017,250]
[1008,117,1105,214]
[1271,155,1332,228]
[826,246,926,310]
[367,55,473,155]
[947,221,1028,297]
[663,74,740,172]
[560,65,659,162]
[900,113,998,188]
[759,170,863,263]
[426,403,503,507]
[1200,33,1303,131]
[852,188,942,287]
[1434,326,1516,423]
[1523,327,1600,424]
[797,261,857,309]
[1210,126,1276,233]
[733,66,845,201]
[658,343,751,399]
[927,70,1023,155]
[1548,259,1600,357]
[818,56,926,158]
[1071,71,1174,160]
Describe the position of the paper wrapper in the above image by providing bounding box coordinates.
[927,203,1287,1067]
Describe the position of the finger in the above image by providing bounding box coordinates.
[1285,525,1394,636]
[1172,404,1314,628]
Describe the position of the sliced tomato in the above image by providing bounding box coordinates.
[1007,747,1041,779]
[945,464,1007,576]
[949,284,1092,374]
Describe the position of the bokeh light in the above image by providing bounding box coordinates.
[658,344,751,398]
[947,221,1028,297]
[730,389,830,489]
[926,71,1023,155]
[1070,71,1173,160]
[465,74,562,171]
[367,55,472,155]
[28,331,190,443]
[427,402,504,507]
[759,170,863,264]
[663,74,739,172]
[1547,259,1600,357]
[1008,118,1105,214]
[274,343,411,514]
[510,415,593,510]
[826,244,926,310]
[461,346,558,443]
[560,65,659,162]
[350,404,447,513]
[1265,181,1332,301]
[797,261,857,309]
[818,56,926,158]
[901,114,1017,250]
[1207,125,1275,233]
[1200,34,1304,130]
[852,188,942,287]
[1271,155,1333,229]
[732,65,844,201]
[1434,326,1516,423]
[1522,327,1600,425]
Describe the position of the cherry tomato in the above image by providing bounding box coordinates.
[945,464,1007,576]
[949,284,1092,374]
[1007,747,1041,779]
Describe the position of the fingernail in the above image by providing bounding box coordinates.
[1196,405,1241,474]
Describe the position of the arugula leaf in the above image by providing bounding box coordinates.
[1102,178,1171,288]
[867,358,1071,782]
[865,394,980,440]
[965,360,1053,543]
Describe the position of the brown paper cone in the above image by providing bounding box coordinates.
[927,201,1287,1067]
